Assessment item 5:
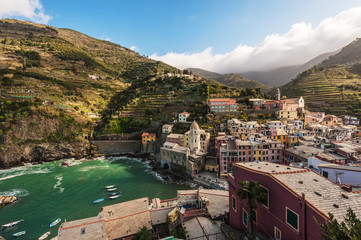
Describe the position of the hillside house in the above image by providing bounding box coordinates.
[178,112,190,122]
[142,132,156,143]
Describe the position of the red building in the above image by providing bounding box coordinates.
[228,162,361,240]
[208,98,237,113]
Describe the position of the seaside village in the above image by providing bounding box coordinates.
[53,89,361,240]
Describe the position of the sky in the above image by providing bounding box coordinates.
[1,0,361,73]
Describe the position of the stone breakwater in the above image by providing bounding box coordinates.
[0,195,18,208]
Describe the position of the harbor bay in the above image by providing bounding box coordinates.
[0,157,192,239]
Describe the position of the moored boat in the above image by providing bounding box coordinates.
[109,195,121,200]
[106,188,117,192]
[1,219,23,228]
[38,231,51,240]
[104,185,116,189]
[50,218,61,227]
[93,198,104,204]
[108,191,121,196]
[13,231,26,237]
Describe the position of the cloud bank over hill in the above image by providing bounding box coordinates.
[151,7,361,73]
[0,0,51,24]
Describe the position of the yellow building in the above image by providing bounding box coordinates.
[252,142,263,161]
[285,135,299,148]
[271,129,288,148]
[142,132,156,143]
[205,158,219,172]
[276,110,298,120]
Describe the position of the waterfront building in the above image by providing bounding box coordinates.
[228,162,361,240]
[142,132,156,143]
[208,98,237,113]
[166,133,185,146]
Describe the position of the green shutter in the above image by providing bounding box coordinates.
[232,196,236,211]
[286,208,299,231]
[260,187,269,208]
[323,171,329,178]
[243,210,248,227]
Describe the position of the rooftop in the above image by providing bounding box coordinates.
[98,197,152,240]
[235,140,252,146]
[167,133,185,139]
[142,132,156,137]
[318,164,361,172]
[58,216,106,240]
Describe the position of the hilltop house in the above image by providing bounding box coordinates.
[178,112,190,122]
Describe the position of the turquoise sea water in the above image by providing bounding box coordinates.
[0,157,192,239]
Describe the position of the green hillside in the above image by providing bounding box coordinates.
[0,19,246,167]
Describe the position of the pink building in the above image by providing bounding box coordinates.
[166,133,185,146]
[281,99,299,111]
[266,121,284,130]
[228,162,361,240]
[263,100,282,110]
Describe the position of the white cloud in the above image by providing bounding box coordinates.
[0,0,51,24]
[101,36,112,41]
[151,6,361,73]
[130,45,138,52]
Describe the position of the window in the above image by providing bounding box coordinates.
[260,186,269,208]
[250,209,257,223]
[322,171,329,178]
[243,209,248,227]
[286,207,299,231]
[232,196,236,211]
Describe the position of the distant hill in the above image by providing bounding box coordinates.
[242,51,337,87]
[187,68,271,92]
[280,38,361,115]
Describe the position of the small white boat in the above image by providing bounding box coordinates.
[104,185,116,189]
[2,219,23,228]
[109,194,121,200]
[107,188,117,192]
[38,231,51,240]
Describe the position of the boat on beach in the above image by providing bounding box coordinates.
[106,188,117,192]
[1,219,23,228]
[13,231,26,237]
[104,185,116,189]
[93,198,104,204]
[50,218,61,227]
[108,191,121,196]
[109,195,121,200]
[38,231,51,240]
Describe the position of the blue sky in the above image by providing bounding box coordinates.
[1,0,361,72]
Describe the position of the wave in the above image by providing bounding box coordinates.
[53,176,65,193]
[0,168,51,181]
[0,188,30,197]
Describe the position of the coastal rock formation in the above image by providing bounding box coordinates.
[0,142,88,169]
[0,195,18,208]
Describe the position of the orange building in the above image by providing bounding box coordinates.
[142,132,156,143]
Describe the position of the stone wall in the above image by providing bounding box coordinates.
[92,140,141,155]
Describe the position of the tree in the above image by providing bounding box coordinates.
[236,181,266,235]
[316,208,361,240]
[133,226,152,240]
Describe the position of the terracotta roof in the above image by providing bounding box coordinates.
[142,132,156,137]
[180,112,190,115]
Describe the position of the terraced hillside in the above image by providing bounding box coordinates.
[281,38,361,115]
[281,67,361,115]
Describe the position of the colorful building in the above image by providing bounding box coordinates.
[142,132,156,143]
[228,162,361,240]
[208,98,237,113]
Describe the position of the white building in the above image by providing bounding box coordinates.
[318,164,361,188]
[178,112,190,122]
